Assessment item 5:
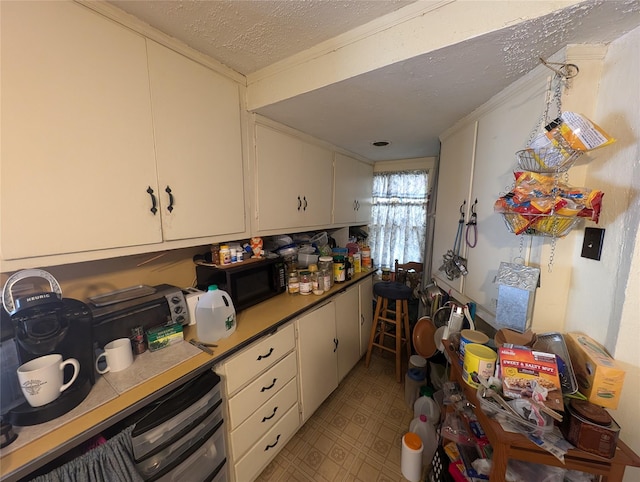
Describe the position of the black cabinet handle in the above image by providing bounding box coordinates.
[297,196,302,211]
[353,200,357,211]
[303,196,308,210]
[334,338,338,352]
[265,434,281,451]
[261,378,277,392]
[356,200,360,211]
[165,186,174,213]
[262,406,278,422]
[147,187,158,215]
[257,347,274,361]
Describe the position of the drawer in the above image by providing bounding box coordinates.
[227,351,297,429]
[222,323,295,395]
[155,421,226,482]
[229,377,298,460]
[233,404,299,482]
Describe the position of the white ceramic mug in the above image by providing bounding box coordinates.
[17,354,80,407]
[96,338,134,374]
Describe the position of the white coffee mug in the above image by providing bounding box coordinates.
[17,354,80,407]
[96,338,133,374]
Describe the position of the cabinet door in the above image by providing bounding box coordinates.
[355,160,373,224]
[431,121,477,294]
[299,142,333,228]
[333,153,359,224]
[359,276,374,357]
[146,40,245,240]
[296,302,337,422]
[255,125,304,231]
[334,284,361,382]
[1,2,160,259]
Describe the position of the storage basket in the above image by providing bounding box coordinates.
[501,213,580,237]
[428,444,454,482]
[516,145,582,174]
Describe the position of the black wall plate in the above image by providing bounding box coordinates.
[581,227,605,261]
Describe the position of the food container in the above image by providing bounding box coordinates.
[458,329,489,366]
[462,344,497,388]
[564,332,626,409]
[318,257,334,288]
[310,231,328,248]
[561,399,620,458]
[298,252,318,268]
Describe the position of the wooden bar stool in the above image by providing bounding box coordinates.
[365,280,413,382]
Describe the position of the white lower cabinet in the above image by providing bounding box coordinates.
[358,275,374,357]
[215,323,299,482]
[334,285,361,382]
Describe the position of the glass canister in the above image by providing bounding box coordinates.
[318,256,334,288]
[333,255,346,283]
[299,270,312,295]
[320,269,332,292]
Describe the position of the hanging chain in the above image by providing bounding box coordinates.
[548,236,557,272]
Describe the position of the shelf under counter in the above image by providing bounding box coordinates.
[442,340,640,482]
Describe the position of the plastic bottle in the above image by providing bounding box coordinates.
[414,386,441,424]
[405,367,426,408]
[195,285,236,343]
[219,245,231,265]
[409,414,438,467]
[401,432,423,482]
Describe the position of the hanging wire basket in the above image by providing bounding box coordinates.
[516,145,583,174]
[501,212,580,238]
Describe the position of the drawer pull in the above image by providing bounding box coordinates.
[261,406,278,422]
[334,338,339,352]
[265,434,281,451]
[257,347,274,361]
[261,378,277,392]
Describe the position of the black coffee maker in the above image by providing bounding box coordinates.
[1,269,94,426]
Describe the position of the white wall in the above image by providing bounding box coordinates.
[561,26,640,480]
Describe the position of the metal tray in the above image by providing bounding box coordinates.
[533,332,578,395]
[89,285,156,306]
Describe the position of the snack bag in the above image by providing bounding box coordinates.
[545,112,616,152]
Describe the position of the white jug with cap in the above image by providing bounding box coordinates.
[195,285,236,343]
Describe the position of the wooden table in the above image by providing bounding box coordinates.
[442,340,640,481]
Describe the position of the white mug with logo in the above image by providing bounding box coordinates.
[17,354,80,407]
[96,338,134,374]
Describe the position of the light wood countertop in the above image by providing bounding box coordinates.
[0,270,376,482]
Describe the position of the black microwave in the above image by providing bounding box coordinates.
[195,257,286,312]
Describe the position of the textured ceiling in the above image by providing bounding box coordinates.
[108,0,640,161]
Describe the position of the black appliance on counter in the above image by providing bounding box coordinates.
[88,284,188,349]
[195,256,286,312]
[1,269,94,427]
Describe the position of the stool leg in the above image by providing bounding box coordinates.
[365,295,383,368]
[377,297,389,351]
[402,299,412,360]
[395,299,402,383]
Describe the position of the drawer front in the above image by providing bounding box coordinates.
[223,323,295,395]
[227,351,297,429]
[234,404,299,482]
[229,377,298,460]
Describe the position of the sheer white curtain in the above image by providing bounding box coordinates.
[369,170,428,269]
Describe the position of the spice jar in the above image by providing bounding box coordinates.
[299,270,311,295]
[288,271,299,294]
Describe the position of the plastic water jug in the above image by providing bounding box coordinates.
[409,414,438,466]
[195,285,236,343]
[413,388,441,424]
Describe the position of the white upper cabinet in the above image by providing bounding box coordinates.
[146,40,245,241]
[1,1,160,260]
[0,2,246,265]
[333,154,373,225]
[255,125,333,232]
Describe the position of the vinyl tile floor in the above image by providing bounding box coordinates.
[256,352,423,482]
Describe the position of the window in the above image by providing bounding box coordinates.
[368,169,429,269]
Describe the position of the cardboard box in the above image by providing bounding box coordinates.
[564,332,626,409]
[498,345,563,411]
[146,323,184,352]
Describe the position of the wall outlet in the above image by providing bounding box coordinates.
[581,227,605,261]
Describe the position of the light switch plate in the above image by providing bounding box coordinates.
[581,227,605,260]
